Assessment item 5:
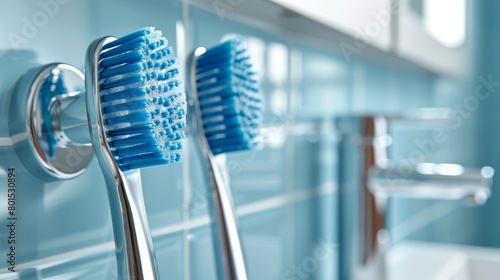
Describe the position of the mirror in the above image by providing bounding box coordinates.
[409,0,467,48]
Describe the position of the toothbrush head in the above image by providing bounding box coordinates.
[95,27,186,171]
[193,35,263,155]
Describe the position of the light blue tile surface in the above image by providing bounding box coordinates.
[154,232,184,280]
[291,196,336,280]
[229,146,288,204]
[141,163,184,228]
[0,0,494,279]
[239,207,290,280]
[189,225,218,280]
[475,0,500,247]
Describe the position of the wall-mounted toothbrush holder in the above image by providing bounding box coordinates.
[9,63,93,181]
[7,26,187,280]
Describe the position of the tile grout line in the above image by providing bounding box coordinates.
[390,201,459,243]
[0,132,27,146]
[176,3,191,278]
[0,184,335,275]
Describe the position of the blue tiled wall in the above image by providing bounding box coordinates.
[475,0,500,248]
[0,0,489,279]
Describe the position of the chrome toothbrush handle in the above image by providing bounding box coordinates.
[189,46,248,280]
[207,155,248,280]
[104,169,159,280]
[85,37,159,280]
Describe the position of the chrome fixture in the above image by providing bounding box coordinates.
[336,109,494,280]
[9,63,93,181]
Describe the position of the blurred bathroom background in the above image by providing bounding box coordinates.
[0,0,499,279]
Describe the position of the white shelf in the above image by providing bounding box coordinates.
[188,0,443,76]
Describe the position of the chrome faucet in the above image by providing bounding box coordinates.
[336,109,494,280]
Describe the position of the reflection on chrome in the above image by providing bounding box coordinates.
[371,163,492,202]
[416,163,465,176]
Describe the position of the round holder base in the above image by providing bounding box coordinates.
[9,63,93,181]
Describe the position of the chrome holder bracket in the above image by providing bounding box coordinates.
[9,63,93,181]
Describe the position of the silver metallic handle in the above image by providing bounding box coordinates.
[207,154,248,280]
[85,37,159,280]
[369,163,494,205]
[385,107,454,125]
[189,47,248,280]
[104,169,159,280]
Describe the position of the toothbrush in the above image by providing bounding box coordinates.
[188,36,263,280]
[84,27,186,279]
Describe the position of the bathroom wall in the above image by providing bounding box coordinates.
[475,0,500,248]
[0,0,486,279]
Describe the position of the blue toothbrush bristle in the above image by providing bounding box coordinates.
[98,27,187,171]
[195,36,263,155]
